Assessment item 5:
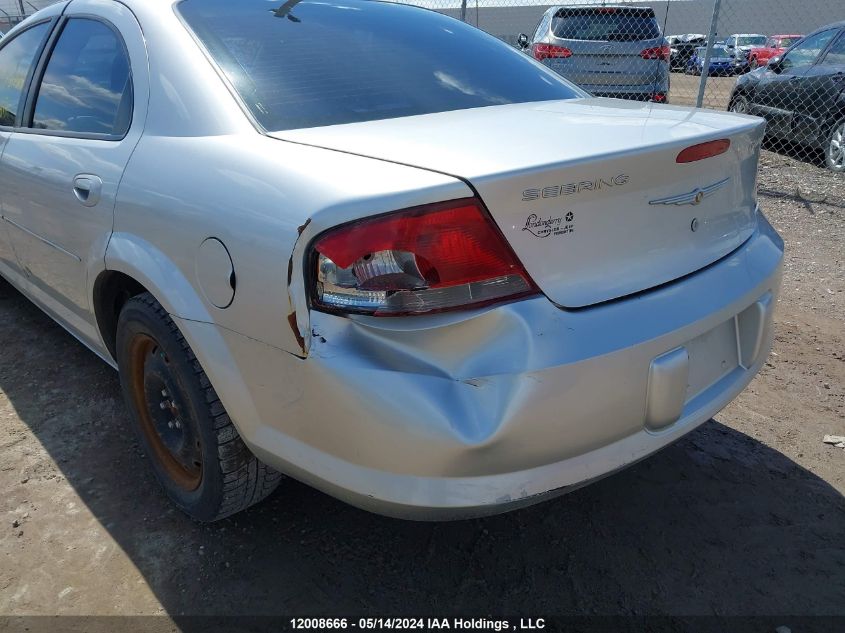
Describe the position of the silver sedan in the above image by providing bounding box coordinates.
[0,0,783,521]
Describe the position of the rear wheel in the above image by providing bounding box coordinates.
[826,119,845,172]
[116,293,282,521]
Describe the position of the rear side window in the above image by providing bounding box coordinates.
[552,8,660,41]
[533,13,551,41]
[0,23,50,127]
[32,18,132,136]
[177,0,582,131]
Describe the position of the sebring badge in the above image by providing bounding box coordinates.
[649,177,730,206]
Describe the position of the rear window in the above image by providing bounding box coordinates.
[552,8,660,42]
[177,0,582,132]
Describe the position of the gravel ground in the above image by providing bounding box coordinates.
[668,72,736,109]
[0,150,843,624]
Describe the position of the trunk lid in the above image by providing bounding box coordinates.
[272,99,764,308]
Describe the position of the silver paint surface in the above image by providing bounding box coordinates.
[0,0,784,518]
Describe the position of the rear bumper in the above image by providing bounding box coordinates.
[541,61,669,99]
[179,212,783,520]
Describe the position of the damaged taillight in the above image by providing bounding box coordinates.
[310,198,538,316]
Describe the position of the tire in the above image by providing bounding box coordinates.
[116,292,282,521]
[825,118,845,173]
[729,94,751,115]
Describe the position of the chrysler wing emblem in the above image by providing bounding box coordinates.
[649,177,730,206]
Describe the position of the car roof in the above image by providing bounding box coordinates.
[813,21,845,30]
[800,21,845,39]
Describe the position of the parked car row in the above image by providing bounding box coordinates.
[728,20,845,172]
[679,34,769,76]
[666,33,705,71]
[668,34,810,77]
[513,5,821,106]
[514,7,842,172]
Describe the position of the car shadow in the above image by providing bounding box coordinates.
[1,277,843,619]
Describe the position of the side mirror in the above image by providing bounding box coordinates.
[767,56,783,72]
[517,33,529,50]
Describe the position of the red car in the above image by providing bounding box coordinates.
[748,34,803,68]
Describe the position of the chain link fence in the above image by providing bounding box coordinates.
[389,0,844,173]
[3,0,843,174]
[0,0,47,31]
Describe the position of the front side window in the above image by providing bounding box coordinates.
[178,0,581,131]
[820,33,845,67]
[781,29,837,71]
[32,18,132,136]
[0,23,50,127]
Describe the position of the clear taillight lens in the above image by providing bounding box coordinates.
[310,199,538,316]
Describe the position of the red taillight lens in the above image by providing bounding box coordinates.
[532,43,573,61]
[311,199,538,316]
[640,45,671,61]
[651,92,667,103]
[676,139,731,163]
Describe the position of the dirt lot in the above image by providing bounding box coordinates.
[669,72,737,109]
[0,150,843,625]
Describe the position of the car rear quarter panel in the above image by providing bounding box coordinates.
[105,0,471,356]
[109,134,471,355]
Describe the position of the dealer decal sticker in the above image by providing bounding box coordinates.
[522,211,575,238]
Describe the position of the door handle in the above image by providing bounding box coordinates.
[72,174,103,207]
